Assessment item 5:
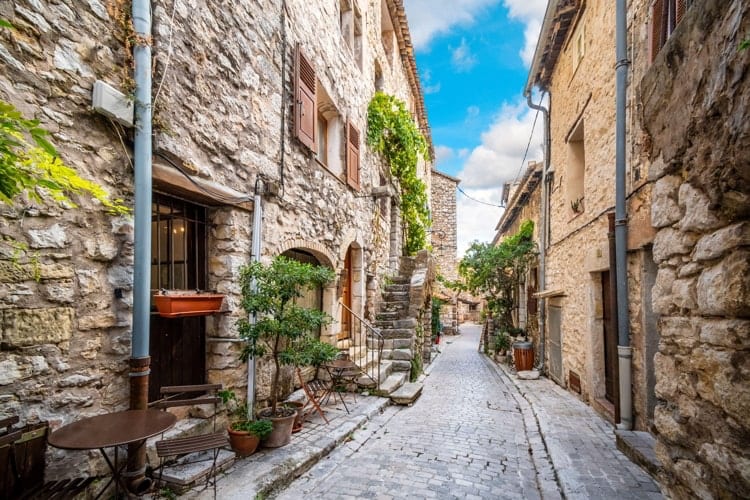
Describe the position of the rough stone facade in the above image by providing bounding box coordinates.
[429,169,459,334]
[0,0,432,477]
[493,161,542,355]
[525,0,657,432]
[639,1,750,497]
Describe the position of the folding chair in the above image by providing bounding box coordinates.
[296,368,330,425]
[152,384,229,497]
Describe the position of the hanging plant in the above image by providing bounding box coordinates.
[367,92,430,255]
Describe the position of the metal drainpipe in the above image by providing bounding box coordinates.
[525,92,549,374]
[615,0,632,430]
[126,0,153,493]
[248,186,263,418]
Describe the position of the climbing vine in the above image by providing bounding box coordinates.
[367,92,430,255]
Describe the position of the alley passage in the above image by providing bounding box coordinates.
[276,324,542,499]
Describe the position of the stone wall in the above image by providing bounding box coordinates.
[536,0,656,429]
[639,1,750,497]
[429,169,458,282]
[0,0,430,476]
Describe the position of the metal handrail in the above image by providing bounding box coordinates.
[339,300,384,391]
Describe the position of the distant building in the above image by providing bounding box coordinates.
[430,169,460,334]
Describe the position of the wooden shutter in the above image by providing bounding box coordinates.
[649,0,665,63]
[346,121,360,190]
[294,44,316,150]
[675,0,686,24]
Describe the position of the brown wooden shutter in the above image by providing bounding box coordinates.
[346,121,360,190]
[294,44,316,150]
[675,0,686,24]
[649,0,664,63]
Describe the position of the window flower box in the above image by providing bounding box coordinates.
[153,291,225,318]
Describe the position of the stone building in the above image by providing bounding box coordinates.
[0,0,432,477]
[639,1,750,497]
[429,168,459,335]
[524,0,657,434]
[492,161,543,352]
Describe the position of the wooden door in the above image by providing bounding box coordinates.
[148,194,208,402]
[339,248,352,341]
[602,271,617,404]
[548,305,563,384]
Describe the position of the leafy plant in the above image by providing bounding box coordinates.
[0,99,129,214]
[367,92,430,255]
[493,333,511,352]
[237,256,335,414]
[458,220,536,333]
[282,335,339,367]
[218,389,274,437]
[431,297,443,338]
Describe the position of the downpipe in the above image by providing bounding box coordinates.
[615,0,632,429]
[126,0,153,493]
[525,91,549,374]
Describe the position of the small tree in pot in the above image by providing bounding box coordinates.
[237,255,335,447]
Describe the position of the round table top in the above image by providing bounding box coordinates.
[48,409,177,450]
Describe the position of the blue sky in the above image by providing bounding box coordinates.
[403,0,547,255]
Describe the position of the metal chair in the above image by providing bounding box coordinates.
[296,368,331,425]
[152,384,229,497]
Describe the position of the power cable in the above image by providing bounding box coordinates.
[456,186,505,208]
[512,100,542,185]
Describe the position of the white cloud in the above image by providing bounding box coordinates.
[451,38,477,71]
[465,105,480,120]
[403,0,499,51]
[424,83,442,94]
[434,145,455,164]
[455,100,544,255]
[503,0,547,66]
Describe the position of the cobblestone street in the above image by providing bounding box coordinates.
[273,324,662,499]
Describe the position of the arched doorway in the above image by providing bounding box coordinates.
[282,248,325,338]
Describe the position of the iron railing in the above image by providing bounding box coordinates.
[338,300,384,391]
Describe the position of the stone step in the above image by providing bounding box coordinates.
[390,359,412,372]
[384,283,409,293]
[380,302,409,314]
[386,276,410,285]
[382,348,413,361]
[374,372,408,396]
[375,311,398,322]
[375,317,417,327]
[390,382,423,405]
[357,360,393,388]
[380,328,415,339]
[382,291,409,302]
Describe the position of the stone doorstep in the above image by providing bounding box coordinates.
[389,381,423,405]
[615,430,663,480]
[158,449,235,492]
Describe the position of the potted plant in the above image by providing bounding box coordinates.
[493,332,511,360]
[237,255,335,448]
[219,390,272,456]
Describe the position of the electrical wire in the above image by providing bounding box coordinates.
[153,0,178,107]
[456,186,505,208]
[512,101,542,185]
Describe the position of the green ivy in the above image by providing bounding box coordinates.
[367,92,430,255]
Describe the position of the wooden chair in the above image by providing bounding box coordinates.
[1,416,96,499]
[152,384,229,496]
[296,368,331,425]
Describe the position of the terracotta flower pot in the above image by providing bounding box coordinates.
[257,407,297,448]
[227,427,260,457]
[283,401,305,433]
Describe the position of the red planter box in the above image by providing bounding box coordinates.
[153,293,225,318]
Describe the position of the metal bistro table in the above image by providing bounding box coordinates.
[324,358,361,414]
[48,409,176,498]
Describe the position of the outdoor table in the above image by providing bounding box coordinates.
[324,359,360,413]
[48,409,176,498]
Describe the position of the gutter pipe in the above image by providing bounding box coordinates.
[615,0,633,430]
[248,185,262,418]
[126,0,153,493]
[525,92,549,374]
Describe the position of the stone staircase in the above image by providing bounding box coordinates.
[355,276,423,405]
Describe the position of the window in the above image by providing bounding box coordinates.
[380,0,395,66]
[374,60,384,91]
[150,193,208,291]
[566,119,585,215]
[316,85,344,175]
[340,0,363,69]
[650,0,691,61]
[346,121,360,190]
